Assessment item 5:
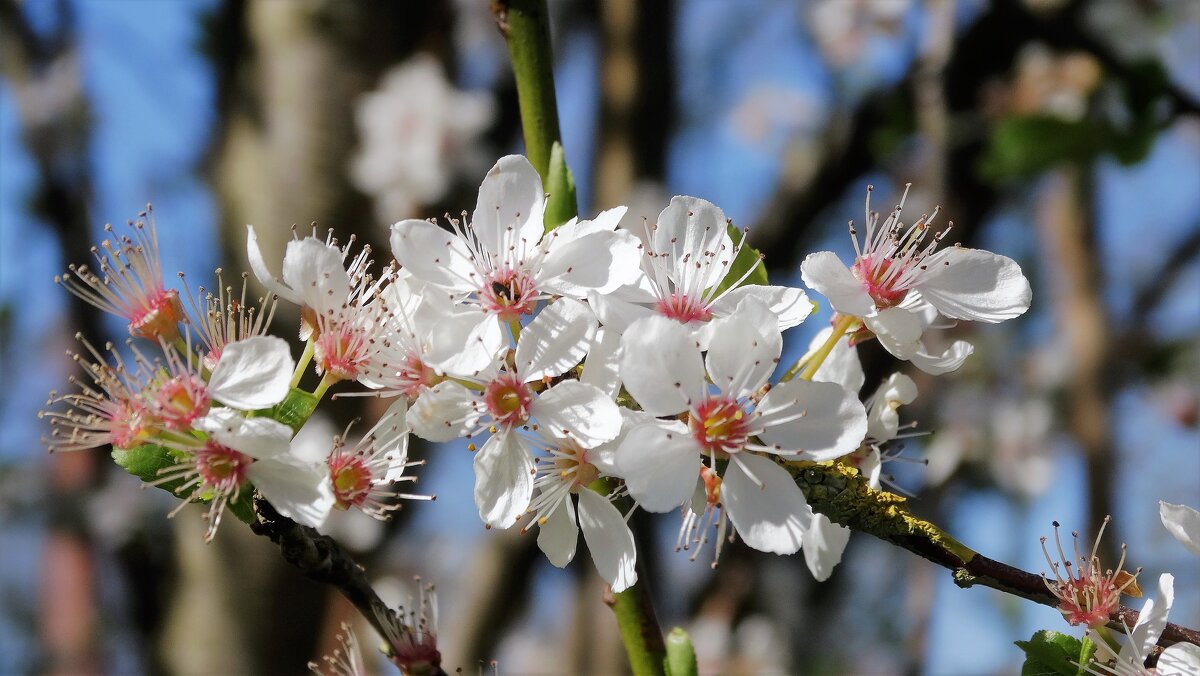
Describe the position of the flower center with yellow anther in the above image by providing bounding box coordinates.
[554,443,600,492]
[690,397,751,455]
[152,375,210,430]
[329,453,373,510]
[196,442,251,494]
[483,372,533,428]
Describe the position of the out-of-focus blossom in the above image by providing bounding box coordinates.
[809,0,911,68]
[350,54,494,223]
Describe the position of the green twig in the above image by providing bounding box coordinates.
[491,0,563,181]
[606,584,667,676]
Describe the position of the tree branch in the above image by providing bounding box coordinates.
[788,462,1200,649]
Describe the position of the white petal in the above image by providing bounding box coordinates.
[537,498,578,567]
[722,453,811,555]
[1158,643,1200,676]
[208,336,296,410]
[248,458,334,528]
[199,407,292,460]
[619,315,706,417]
[375,398,411,480]
[803,327,864,393]
[426,311,505,378]
[860,447,884,489]
[909,338,973,375]
[281,238,350,316]
[245,225,300,304]
[864,307,923,360]
[515,298,597,381]
[587,291,655,334]
[1120,573,1174,664]
[471,155,545,258]
[473,431,535,528]
[800,251,875,316]
[390,218,477,291]
[917,247,1031,322]
[758,380,867,461]
[533,380,622,446]
[804,513,851,581]
[654,196,735,292]
[408,382,480,442]
[546,206,627,246]
[580,326,622,399]
[866,373,917,442]
[705,298,781,398]
[578,489,638,592]
[541,230,643,297]
[616,420,699,512]
[1159,501,1200,555]
[709,285,814,331]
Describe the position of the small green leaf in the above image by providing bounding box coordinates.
[267,388,319,433]
[544,141,578,231]
[712,223,768,295]
[1014,629,1088,676]
[112,443,256,526]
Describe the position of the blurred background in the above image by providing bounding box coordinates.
[1,0,1198,673]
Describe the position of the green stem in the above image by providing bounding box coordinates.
[291,339,315,389]
[664,627,698,676]
[311,373,336,403]
[609,585,667,676]
[781,313,859,382]
[508,318,523,345]
[494,0,564,181]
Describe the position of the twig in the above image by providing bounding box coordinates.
[250,496,449,676]
[788,462,1200,648]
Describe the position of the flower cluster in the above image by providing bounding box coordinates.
[42,155,1033,593]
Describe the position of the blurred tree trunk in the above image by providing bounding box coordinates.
[162,2,449,673]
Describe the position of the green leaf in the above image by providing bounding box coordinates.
[266,387,319,433]
[712,223,768,295]
[1014,629,1090,676]
[544,141,578,231]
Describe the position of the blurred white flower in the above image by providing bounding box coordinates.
[350,54,495,223]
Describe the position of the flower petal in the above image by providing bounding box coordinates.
[1159,501,1200,555]
[804,513,851,582]
[1158,643,1200,676]
[580,326,622,399]
[722,453,811,555]
[532,380,622,446]
[587,291,655,334]
[578,489,638,592]
[866,373,917,442]
[471,155,545,259]
[541,230,643,297]
[800,251,875,316]
[199,407,292,460]
[1120,573,1173,664]
[909,338,973,375]
[619,316,706,417]
[408,381,480,442]
[757,379,867,461]
[537,498,578,567]
[705,298,781,398]
[804,327,864,393]
[655,196,735,293]
[709,284,813,331]
[864,307,923,360]
[425,311,505,378]
[616,420,699,512]
[515,298,597,381]
[246,225,300,304]
[281,237,350,316]
[248,458,334,528]
[473,431,535,528]
[916,247,1031,322]
[390,218,477,291]
[208,336,296,410]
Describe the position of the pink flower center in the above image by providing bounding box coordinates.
[480,268,538,322]
[483,373,534,428]
[690,397,750,455]
[655,293,713,324]
[329,453,373,510]
[852,255,910,308]
[396,354,437,399]
[152,375,210,429]
[196,442,252,494]
[316,323,371,382]
[554,443,600,490]
[110,400,153,449]
[129,289,184,340]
